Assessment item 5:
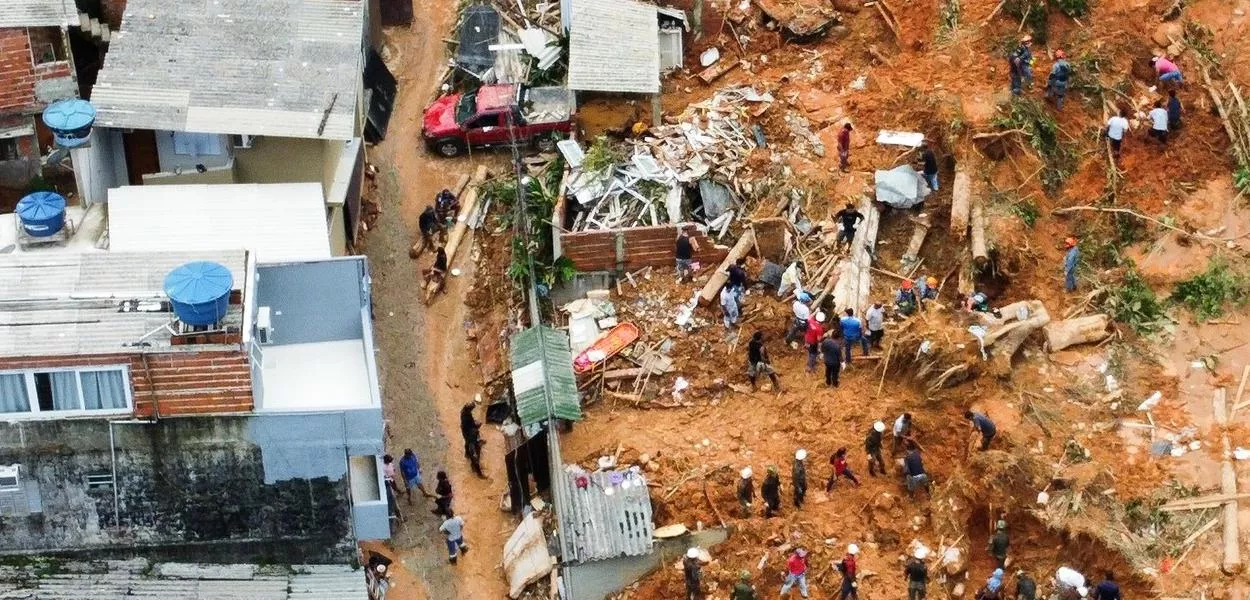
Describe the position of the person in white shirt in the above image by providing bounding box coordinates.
[1147,100,1169,145]
[1104,110,1130,159]
[865,302,886,349]
[785,292,813,347]
[439,511,469,563]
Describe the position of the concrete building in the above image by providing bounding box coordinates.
[0,247,389,562]
[71,0,369,254]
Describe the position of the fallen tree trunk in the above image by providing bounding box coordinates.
[698,228,756,305]
[951,171,971,239]
[901,214,930,267]
[1213,388,1244,575]
[970,195,988,266]
[988,300,1049,376]
[1044,314,1111,351]
[831,196,882,315]
[410,173,472,258]
[425,165,489,302]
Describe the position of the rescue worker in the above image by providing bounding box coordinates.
[786,292,813,347]
[966,410,997,451]
[1167,90,1182,130]
[1054,567,1088,600]
[780,548,810,598]
[966,290,991,312]
[1009,36,1034,95]
[835,202,865,251]
[896,279,920,316]
[434,189,460,238]
[1046,50,1072,110]
[460,400,484,477]
[893,412,915,454]
[721,284,740,329]
[762,465,782,518]
[865,420,887,476]
[805,311,826,373]
[414,205,439,256]
[917,275,940,303]
[727,257,749,305]
[826,446,861,489]
[821,332,841,388]
[746,331,783,392]
[423,246,449,294]
[837,122,854,171]
[988,519,1010,569]
[904,547,930,600]
[1104,109,1130,161]
[976,568,1006,600]
[1063,237,1080,292]
[1153,55,1182,84]
[837,544,861,600]
[777,261,805,298]
[1148,99,1170,145]
[793,449,809,508]
[866,301,886,349]
[683,547,703,600]
[903,441,931,498]
[920,142,940,192]
[839,308,870,365]
[732,570,758,600]
[1093,572,1120,600]
[737,467,755,516]
[1015,570,1038,600]
[675,228,700,283]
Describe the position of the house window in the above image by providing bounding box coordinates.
[0,138,20,161]
[0,367,131,417]
[171,132,224,156]
[0,466,18,491]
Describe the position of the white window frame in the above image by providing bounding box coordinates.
[0,365,133,419]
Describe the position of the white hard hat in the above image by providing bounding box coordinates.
[1078,587,1089,598]
[374,564,387,574]
[687,547,700,559]
[741,467,753,478]
[815,311,827,323]
[914,547,929,560]
[796,449,808,460]
[848,544,860,555]
[873,421,886,433]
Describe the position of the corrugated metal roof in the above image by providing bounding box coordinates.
[0,561,366,599]
[0,250,247,357]
[108,183,332,263]
[560,468,654,562]
[567,0,660,94]
[0,0,78,27]
[90,0,363,140]
[510,326,582,427]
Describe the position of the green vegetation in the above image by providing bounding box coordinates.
[1169,257,1250,320]
[582,136,623,174]
[994,98,1077,195]
[937,0,961,42]
[1009,198,1041,227]
[1235,165,1250,195]
[1102,270,1167,333]
[488,158,578,290]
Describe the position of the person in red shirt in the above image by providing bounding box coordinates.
[825,447,861,491]
[780,548,810,598]
[805,311,826,373]
[838,545,861,600]
[837,123,853,171]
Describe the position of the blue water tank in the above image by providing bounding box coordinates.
[42,99,95,148]
[164,262,234,327]
[15,191,67,238]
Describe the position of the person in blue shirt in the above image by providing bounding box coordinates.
[1009,36,1034,95]
[839,308,870,365]
[1167,90,1182,130]
[965,411,997,451]
[399,449,434,503]
[1093,572,1120,600]
[902,442,930,498]
[1063,237,1080,292]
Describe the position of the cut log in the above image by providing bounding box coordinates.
[1160,492,1250,512]
[951,171,971,239]
[900,214,930,267]
[1044,315,1111,351]
[424,165,489,302]
[970,195,988,266]
[988,301,1049,376]
[1213,388,1244,575]
[698,229,756,305]
[830,196,882,315]
[410,173,472,258]
[957,252,975,296]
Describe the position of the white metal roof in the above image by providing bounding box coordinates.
[0,561,367,599]
[0,250,247,357]
[567,0,660,94]
[0,0,78,27]
[90,0,363,140]
[107,183,332,263]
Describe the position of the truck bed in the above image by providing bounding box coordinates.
[520,86,575,125]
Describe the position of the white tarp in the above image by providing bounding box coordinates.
[503,513,553,598]
[875,165,930,209]
[876,129,926,147]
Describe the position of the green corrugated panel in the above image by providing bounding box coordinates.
[510,326,582,427]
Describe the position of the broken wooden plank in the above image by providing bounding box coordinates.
[970,193,988,266]
[1160,493,1250,512]
[900,214,930,266]
[951,171,971,239]
[698,60,740,85]
[698,229,755,305]
[1212,388,1244,575]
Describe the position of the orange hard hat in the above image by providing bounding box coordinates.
[927,276,938,286]
[902,280,914,289]
[1064,237,1077,248]
[1055,49,1067,59]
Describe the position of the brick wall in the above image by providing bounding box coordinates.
[0,28,36,113]
[560,223,728,272]
[0,351,254,417]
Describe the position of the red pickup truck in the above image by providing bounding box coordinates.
[422,84,575,157]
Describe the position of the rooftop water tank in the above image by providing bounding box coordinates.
[15,191,67,238]
[42,99,95,148]
[164,262,234,327]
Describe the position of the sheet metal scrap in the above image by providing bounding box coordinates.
[632,87,773,185]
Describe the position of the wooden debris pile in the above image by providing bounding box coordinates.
[632,87,773,187]
[568,160,680,231]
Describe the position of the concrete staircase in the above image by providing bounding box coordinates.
[76,11,112,43]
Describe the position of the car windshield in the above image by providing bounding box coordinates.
[455,93,477,124]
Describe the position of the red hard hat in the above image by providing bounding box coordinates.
[902,280,914,289]
[1064,237,1077,248]
[1055,49,1067,59]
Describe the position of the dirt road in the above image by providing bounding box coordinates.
[362,5,513,598]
